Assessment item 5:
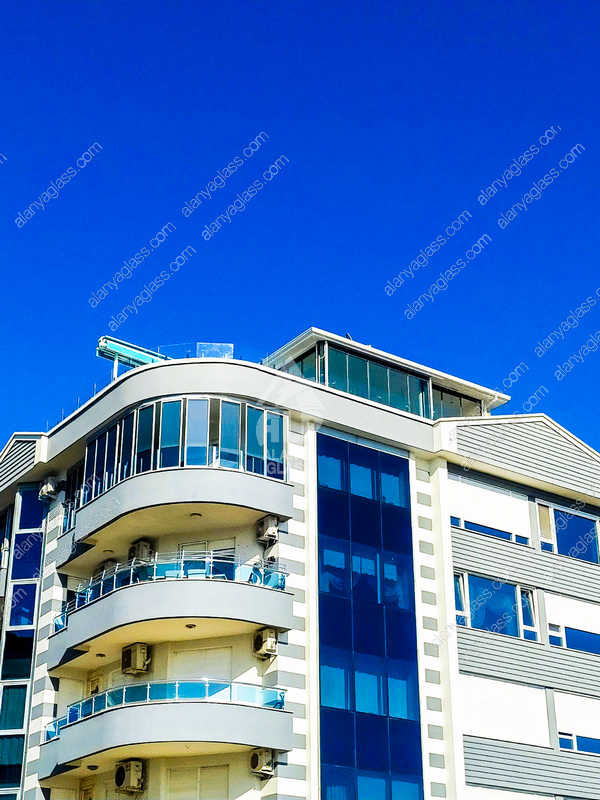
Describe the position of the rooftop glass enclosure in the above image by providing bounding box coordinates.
[279,343,482,420]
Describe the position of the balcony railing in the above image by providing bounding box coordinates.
[45,679,286,741]
[53,552,287,633]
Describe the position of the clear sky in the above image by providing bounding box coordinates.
[0,0,598,449]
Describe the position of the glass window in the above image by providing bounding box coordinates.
[266,412,284,479]
[389,718,422,776]
[468,575,518,637]
[246,407,265,475]
[520,589,535,628]
[320,595,352,650]
[83,439,96,504]
[318,436,348,492]
[319,486,350,540]
[63,463,83,532]
[450,516,461,527]
[186,399,209,466]
[93,431,107,497]
[380,454,408,508]
[351,493,382,547]
[348,355,369,399]
[321,647,353,709]
[329,347,348,392]
[381,505,412,554]
[464,520,512,541]
[388,659,419,721]
[369,362,389,405]
[382,552,412,610]
[119,412,135,480]
[0,687,26,730]
[320,537,351,597]
[18,489,44,530]
[555,511,599,564]
[321,707,355,767]
[349,445,378,500]
[357,771,387,800]
[9,585,36,626]
[386,609,417,660]
[537,504,553,550]
[565,627,600,656]
[1,631,35,679]
[577,735,600,754]
[355,654,386,715]
[11,533,42,580]
[136,405,154,473]
[159,400,182,468]
[322,765,356,800]
[352,544,380,604]
[462,397,481,418]
[454,573,467,626]
[391,776,422,800]
[353,602,385,656]
[408,376,429,417]
[559,733,574,749]
[355,713,389,771]
[105,424,118,491]
[0,735,24,788]
[389,369,409,412]
[298,349,317,381]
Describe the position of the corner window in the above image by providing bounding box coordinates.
[537,503,599,563]
[454,572,538,640]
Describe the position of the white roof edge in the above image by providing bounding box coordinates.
[263,327,510,409]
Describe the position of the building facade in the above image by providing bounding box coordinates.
[0,327,598,799]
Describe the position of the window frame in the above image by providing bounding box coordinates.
[536,500,600,561]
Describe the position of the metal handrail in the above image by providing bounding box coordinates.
[52,552,288,633]
[44,679,286,741]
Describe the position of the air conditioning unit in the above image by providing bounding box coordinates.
[38,477,57,502]
[121,643,149,675]
[128,539,154,561]
[115,760,144,793]
[256,516,279,545]
[250,748,275,777]
[253,628,277,659]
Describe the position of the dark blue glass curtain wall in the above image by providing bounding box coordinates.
[317,434,423,800]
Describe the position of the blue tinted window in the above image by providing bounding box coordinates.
[549,635,563,646]
[348,355,369,399]
[0,687,26,730]
[355,654,386,715]
[186,399,209,466]
[11,533,42,580]
[464,521,512,541]
[349,445,378,500]
[136,405,154,473]
[559,735,574,749]
[468,576,518,637]
[0,735,24,788]
[454,575,464,611]
[266,412,284,479]
[565,627,600,656]
[9,585,36,626]
[381,506,412,554]
[328,347,348,392]
[541,541,554,552]
[555,512,599,563]
[119,412,134,479]
[18,490,44,530]
[577,735,600,754]
[320,538,351,597]
[356,713,389,771]
[380,454,408,508]
[220,402,241,469]
[246,407,264,474]
[352,544,380,604]
[321,708,355,767]
[516,535,529,545]
[357,771,388,800]
[450,516,460,527]
[319,487,350,540]
[159,400,181,468]
[353,602,385,656]
[382,552,413,610]
[523,629,537,641]
[389,718,422,776]
[521,591,535,628]
[318,436,348,491]
[321,647,353,710]
[386,609,417,660]
[388,660,419,721]
[322,765,356,800]
[351,495,382,547]
[391,776,422,800]
[320,595,352,650]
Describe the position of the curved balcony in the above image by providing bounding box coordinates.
[47,554,294,672]
[39,680,293,780]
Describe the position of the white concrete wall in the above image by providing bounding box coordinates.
[555,691,600,738]
[545,592,600,634]
[448,474,530,539]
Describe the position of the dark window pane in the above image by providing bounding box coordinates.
[0,687,26,730]
[105,425,118,491]
[369,362,389,405]
[136,405,154,473]
[93,432,107,497]
[432,388,443,420]
[300,349,317,381]
[355,654,386,715]
[389,370,409,412]
[555,511,599,564]
[322,766,356,800]
[120,412,134,479]
[348,355,369,399]
[320,537,351,597]
[383,552,413,610]
[320,647,353,709]
[389,718,422,776]
[83,440,96,504]
[565,627,600,655]
[577,735,600,754]
[320,595,352,650]
[219,402,240,469]
[351,496,382,548]
[357,771,388,800]
[266,412,284,479]
[11,534,42,580]
[0,735,24,788]
[9,585,36,626]
[318,435,348,492]
[349,444,378,500]
[318,487,350,540]
[382,506,412,554]
[246,407,265,475]
[1,632,34,679]
[468,576,518,636]
[159,401,181,468]
[353,602,385,656]
[329,347,348,392]
[464,521,512,541]
[186,399,209,466]
[380,454,409,508]
[321,708,355,767]
[355,713,389,771]
[388,660,419,721]
[18,490,44,530]
[386,609,418,660]
[352,544,381,604]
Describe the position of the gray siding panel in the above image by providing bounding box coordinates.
[0,440,37,492]
[457,627,600,697]
[452,527,600,604]
[456,419,600,495]
[464,736,600,798]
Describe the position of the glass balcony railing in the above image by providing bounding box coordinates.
[45,679,286,741]
[52,553,287,633]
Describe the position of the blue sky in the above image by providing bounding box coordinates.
[0,0,598,448]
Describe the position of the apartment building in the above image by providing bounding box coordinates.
[0,327,598,800]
